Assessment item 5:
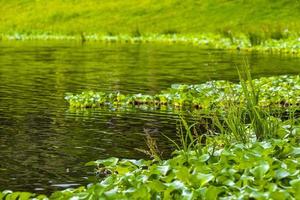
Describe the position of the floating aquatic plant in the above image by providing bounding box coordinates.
[3,127,299,199]
[65,75,300,112]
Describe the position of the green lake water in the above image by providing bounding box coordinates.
[0,41,299,193]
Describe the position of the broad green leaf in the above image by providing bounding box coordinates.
[19,192,33,200]
[291,147,300,157]
[175,166,190,184]
[275,168,290,179]
[250,162,270,179]
[270,190,291,200]
[147,180,166,192]
[104,187,119,198]
[85,161,97,166]
[195,173,214,187]
[165,180,186,190]
[94,157,119,167]
[205,186,222,200]
[157,165,170,176]
[198,154,210,162]
[290,179,300,199]
[182,189,193,200]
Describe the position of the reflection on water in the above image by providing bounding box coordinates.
[0,41,299,193]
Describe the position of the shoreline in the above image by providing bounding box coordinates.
[1,33,299,55]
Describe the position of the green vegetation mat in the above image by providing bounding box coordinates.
[3,73,300,199]
[65,75,300,111]
[2,130,300,199]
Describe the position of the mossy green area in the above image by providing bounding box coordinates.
[1,1,300,54]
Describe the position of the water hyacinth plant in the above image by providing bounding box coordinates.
[3,72,300,199]
[65,75,300,113]
[2,124,299,199]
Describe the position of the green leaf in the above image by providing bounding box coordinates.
[94,157,119,167]
[157,165,170,176]
[147,180,166,192]
[165,180,186,190]
[270,190,291,200]
[104,187,119,198]
[85,161,97,166]
[195,173,214,187]
[291,147,300,157]
[175,166,191,184]
[205,186,222,200]
[250,162,270,179]
[19,192,33,200]
[182,189,194,200]
[275,168,290,179]
[198,154,210,162]
[290,179,300,199]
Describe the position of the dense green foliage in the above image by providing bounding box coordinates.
[2,130,300,199]
[1,0,300,198]
[65,75,300,111]
[51,132,300,199]
[3,73,300,199]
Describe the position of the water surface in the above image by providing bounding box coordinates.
[0,41,299,193]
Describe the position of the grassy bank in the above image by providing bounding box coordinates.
[1,0,300,36]
[1,1,300,54]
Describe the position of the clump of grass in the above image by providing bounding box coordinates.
[270,29,285,40]
[219,28,234,44]
[238,66,275,140]
[248,31,265,46]
[162,28,179,35]
[211,65,285,143]
[131,27,142,38]
[213,105,250,144]
[107,31,116,36]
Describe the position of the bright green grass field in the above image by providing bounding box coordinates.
[0,0,299,36]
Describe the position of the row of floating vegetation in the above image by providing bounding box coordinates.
[3,71,299,199]
[65,75,300,112]
[1,32,300,55]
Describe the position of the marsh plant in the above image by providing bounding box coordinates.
[3,75,300,199]
[65,75,300,114]
[3,122,299,199]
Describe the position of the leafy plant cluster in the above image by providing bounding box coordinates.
[65,75,300,111]
[57,131,300,200]
[3,127,299,199]
[3,72,300,199]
